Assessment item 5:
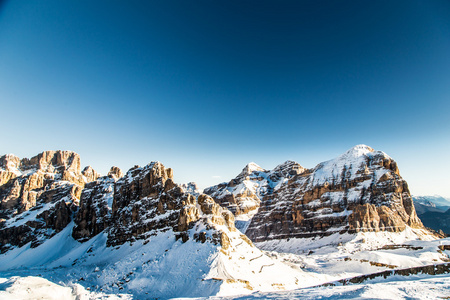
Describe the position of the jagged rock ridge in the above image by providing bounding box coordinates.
[0,150,239,253]
[0,151,103,252]
[105,161,236,247]
[204,160,305,232]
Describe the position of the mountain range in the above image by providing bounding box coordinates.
[0,145,448,299]
[412,195,450,235]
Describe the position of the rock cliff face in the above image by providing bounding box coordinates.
[107,166,123,179]
[106,161,236,247]
[0,151,100,252]
[0,151,95,217]
[207,145,427,242]
[72,172,117,242]
[1,152,313,298]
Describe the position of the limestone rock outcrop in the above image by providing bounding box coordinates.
[82,166,101,183]
[1,150,239,253]
[0,181,81,252]
[20,150,81,173]
[0,151,100,252]
[1,146,430,256]
[107,166,123,179]
[106,161,235,247]
[72,175,116,242]
[107,162,182,246]
[0,154,21,186]
[66,158,237,250]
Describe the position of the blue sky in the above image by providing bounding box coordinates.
[1,1,449,196]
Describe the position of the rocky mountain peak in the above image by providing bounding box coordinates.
[310,145,398,188]
[204,160,306,232]
[0,150,102,252]
[102,161,237,248]
[21,150,82,174]
[237,162,265,179]
[107,166,123,179]
[343,144,375,157]
[82,166,101,182]
[269,160,306,182]
[0,154,21,172]
[180,182,201,196]
[0,154,21,186]
[245,145,426,242]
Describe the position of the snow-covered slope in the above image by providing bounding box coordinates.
[1,228,449,299]
[3,272,450,299]
[0,220,323,298]
[211,273,450,299]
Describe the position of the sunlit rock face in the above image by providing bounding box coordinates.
[0,151,99,252]
[105,161,236,247]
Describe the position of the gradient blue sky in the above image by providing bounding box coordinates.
[1,1,449,196]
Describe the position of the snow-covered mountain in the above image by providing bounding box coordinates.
[206,145,431,246]
[0,147,446,299]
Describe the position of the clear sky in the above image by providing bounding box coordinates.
[1,1,449,197]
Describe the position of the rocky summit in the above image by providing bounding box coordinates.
[206,145,429,242]
[0,151,100,252]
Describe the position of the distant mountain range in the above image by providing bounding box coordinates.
[414,195,450,206]
[413,195,450,234]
